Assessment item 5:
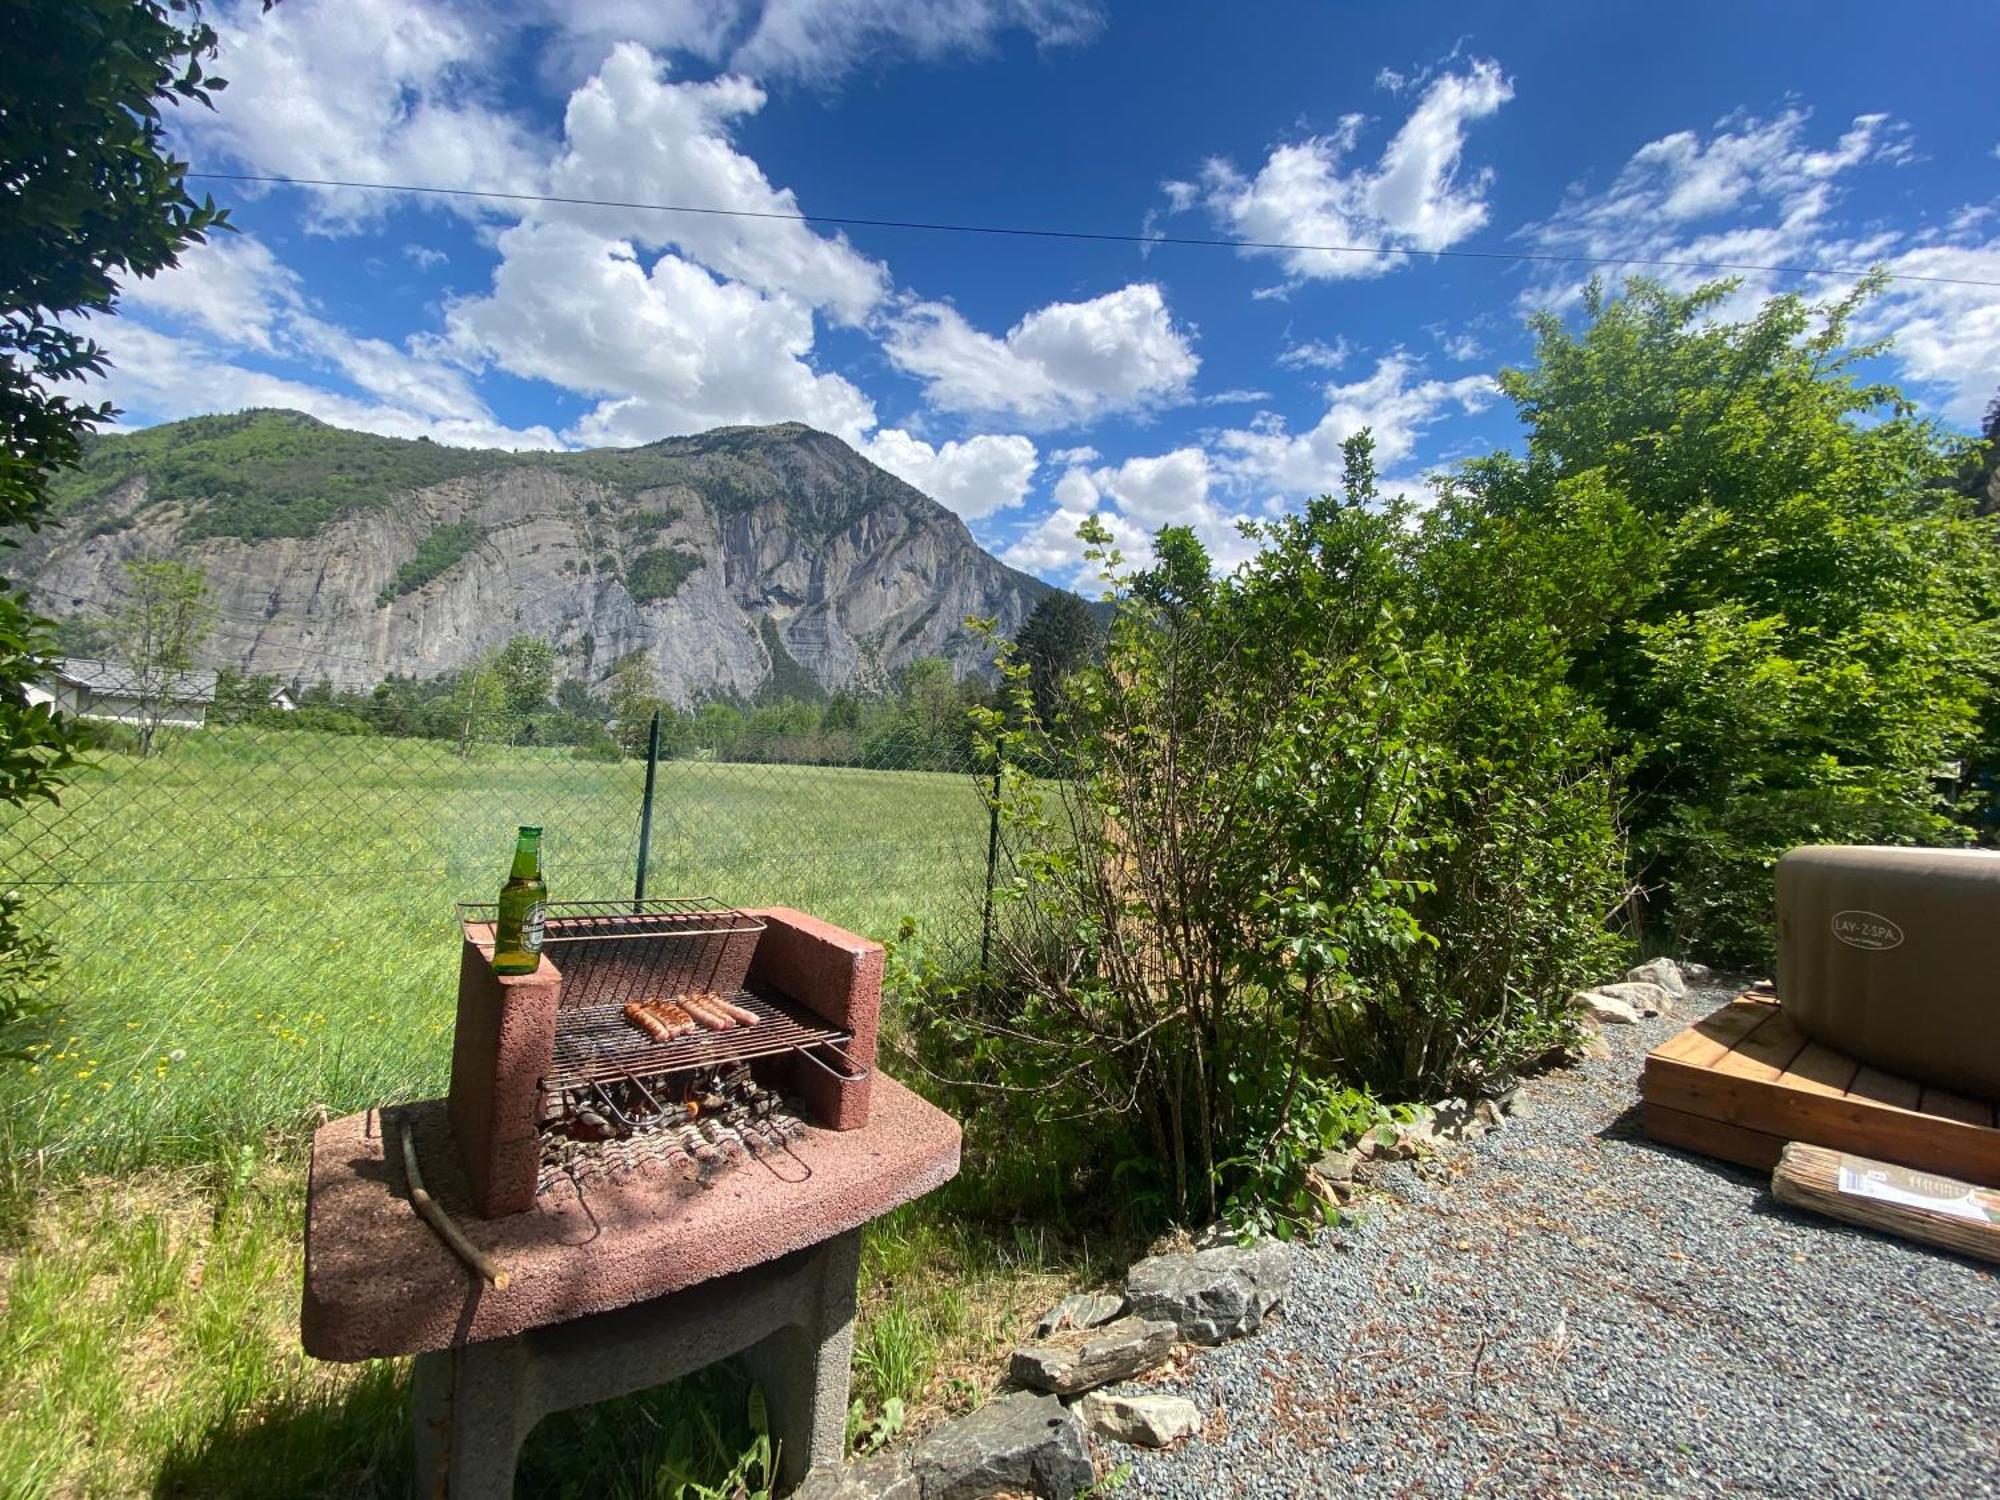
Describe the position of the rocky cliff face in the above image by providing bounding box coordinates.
[22,412,1051,701]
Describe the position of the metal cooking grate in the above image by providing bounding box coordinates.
[457,897,767,1011]
[545,983,856,1090]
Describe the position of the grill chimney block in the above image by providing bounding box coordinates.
[448,928,560,1217]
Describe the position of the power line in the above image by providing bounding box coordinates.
[186,169,2000,290]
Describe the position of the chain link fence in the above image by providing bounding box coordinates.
[0,674,999,1170]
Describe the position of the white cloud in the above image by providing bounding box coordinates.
[92,320,559,450]
[859,428,1039,520]
[1859,240,2000,424]
[1004,446,1253,584]
[109,234,555,445]
[178,0,545,231]
[543,44,888,324]
[729,0,1103,84]
[403,243,449,270]
[1176,58,1511,287]
[527,0,1103,87]
[1048,445,1099,466]
[1277,336,1355,371]
[885,283,1199,426]
[1218,354,1496,498]
[1203,388,1273,405]
[119,236,300,353]
[1519,107,2000,425]
[445,220,875,447]
[1430,326,1484,362]
[1521,109,1913,310]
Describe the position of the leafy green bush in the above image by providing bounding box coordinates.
[377,520,485,605]
[626,547,702,605]
[948,438,1623,1228]
[1440,277,2000,963]
[261,706,375,736]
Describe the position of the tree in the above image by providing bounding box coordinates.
[0,1,228,1036]
[605,651,663,757]
[448,656,507,758]
[1439,277,2000,960]
[1013,591,1100,729]
[556,677,608,721]
[494,634,557,717]
[107,558,217,756]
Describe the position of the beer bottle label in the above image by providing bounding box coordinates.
[523,903,545,951]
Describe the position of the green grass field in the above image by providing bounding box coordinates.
[1,727,993,1172]
[0,728,1111,1498]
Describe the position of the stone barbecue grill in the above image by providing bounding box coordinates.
[445,899,876,1216]
[301,901,960,1498]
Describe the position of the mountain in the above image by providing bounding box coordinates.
[20,410,1054,702]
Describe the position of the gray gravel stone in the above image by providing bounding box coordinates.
[910,1390,1091,1499]
[1009,1314,1176,1395]
[1118,980,2000,1499]
[1125,1239,1294,1345]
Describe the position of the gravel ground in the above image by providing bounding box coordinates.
[1116,982,2000,1499]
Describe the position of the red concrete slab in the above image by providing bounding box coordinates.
[302,1073,960,1362]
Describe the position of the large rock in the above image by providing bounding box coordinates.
[1009,1315,1176,1395]
[1034,1291,1126,1339]
[793,1453,920,1500]
[1625,958,1689,999]
[1595,980,1674,1017]
[1077,1391,1203,1449]
[1123,1240,1294,1345]
[911,1391,1092,1500]
[1569,988,1642,1024]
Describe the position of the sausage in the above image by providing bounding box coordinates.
[680,993,735,1031]
[649,1000,696,1039]
[711,994,760,1027]
[623,1002,670,1041]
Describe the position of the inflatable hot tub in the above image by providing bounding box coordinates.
[1776,845,2000,1102]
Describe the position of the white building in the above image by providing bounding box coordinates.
[45,658,218,728]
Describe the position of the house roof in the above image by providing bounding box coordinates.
[52,657,218,703]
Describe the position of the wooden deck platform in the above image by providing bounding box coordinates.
[1640,994,2000,1186]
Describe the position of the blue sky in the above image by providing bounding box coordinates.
[98,0,2000,589]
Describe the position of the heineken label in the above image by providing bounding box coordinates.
[522,902,545,951]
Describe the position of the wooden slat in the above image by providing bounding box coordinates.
[1704,1006,1813,1083]
[1781,1041,1861,1100]
[1644,1056,2000,1187]
[1848,1065,1922,1111]
[1646,996,1777,1069]
[1918,1087,1996,1128]
[1642,1102,1787,1172]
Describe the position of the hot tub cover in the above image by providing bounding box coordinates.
[1777,845,2000,1102]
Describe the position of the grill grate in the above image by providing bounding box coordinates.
[458,898,768,1012]
[545,984,854,1090]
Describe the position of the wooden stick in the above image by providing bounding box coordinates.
[401,1124,511,1288]
[1772,1141,2000,1265]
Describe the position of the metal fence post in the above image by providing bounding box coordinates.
[979,748,1003,973]
[634,709,661,907]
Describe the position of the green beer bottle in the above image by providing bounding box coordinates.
[492,826,546,975]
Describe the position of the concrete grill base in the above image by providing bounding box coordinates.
[302,1074,958,1361]
[411,1231,859,1498]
